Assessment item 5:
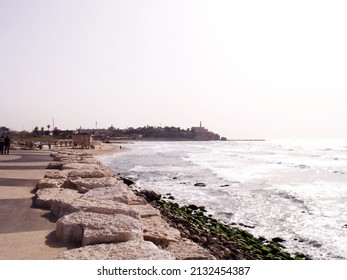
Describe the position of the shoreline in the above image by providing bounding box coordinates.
[15,143,310,260]
[91,143,311,260]
[31,146,216,259]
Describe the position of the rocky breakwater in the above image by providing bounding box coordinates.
[33,150,216,260]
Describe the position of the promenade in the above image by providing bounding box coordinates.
[0,150,77,260]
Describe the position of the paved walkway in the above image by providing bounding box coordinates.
[0,150,77,260]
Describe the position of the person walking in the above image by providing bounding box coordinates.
[0,136,4,155]
[4,135,10,155]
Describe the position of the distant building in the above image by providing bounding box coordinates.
[72,133,92,149]
[191,122,220,141]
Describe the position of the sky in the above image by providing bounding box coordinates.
[1,0,347,139]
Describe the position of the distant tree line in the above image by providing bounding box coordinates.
[105,126,197,140]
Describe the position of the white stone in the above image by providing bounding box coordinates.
[51,197,141,219]
[62,163,101,171]
[84,186,147,205]
[44,170,69,179]
[131,204,161,218]
[166,238,217,260]
[35,188,82,209]
[35,178,65,189]
[141,215,181,246]
[56,212,143,246]
[54,240,175,260]
[67,169,114,178]
[66,177,124,193]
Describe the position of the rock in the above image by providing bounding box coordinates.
[51,197,141,219]
[166,238,217,260]
[62,163,102,171]
[35,178,65,189]
[44,170,69,179]
[60,178,80,190]
[54,240,175,260]
[189,234,201,243]
[63,177,125,193]
[120,177,135,186]
[272,237,286,243]
[67,169,114,178]
[84,186,147,205]
[141,189,162,202]
[194,182,206,187]
[131,204,161,218]
[56,212,143,246]
[46,162,66,170]
[188,204,199,211]
[78,158,101,165]
[35,188,82,209]
[53,154,79,162]
[71,152,92,157]
[239,222,255,229]
[141,215,181,246]
[207,237,219,244]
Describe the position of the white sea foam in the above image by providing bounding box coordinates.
[97,139,347,259]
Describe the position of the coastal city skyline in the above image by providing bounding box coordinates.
[1,0,347,139]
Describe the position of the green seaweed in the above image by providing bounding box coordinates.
[156,199,312,260]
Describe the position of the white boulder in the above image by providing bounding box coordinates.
[166,238,217,260]
[141,215,181,246]
[56,212,143,246]
[84,186,147,205]
[54,240,175,260]
[35,188,82,209]
[51,197,141,219]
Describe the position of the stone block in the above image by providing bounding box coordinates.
[54,240,175,260]
[56,212,143,246]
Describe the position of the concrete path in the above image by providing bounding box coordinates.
[0,150,77,260]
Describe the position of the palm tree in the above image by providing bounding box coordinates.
[33,126,39,137]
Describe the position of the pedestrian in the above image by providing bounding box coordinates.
[0,136,4,155]
[4,135,10,155]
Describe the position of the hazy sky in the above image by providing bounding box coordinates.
[1,0,346,139]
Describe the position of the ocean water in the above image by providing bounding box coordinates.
[97,139,347,260]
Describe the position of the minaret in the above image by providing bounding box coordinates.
[200,121,202,128]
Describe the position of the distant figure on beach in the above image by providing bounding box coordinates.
[120,145,122,150]
[4,135,10,155]
[0,136,4,155]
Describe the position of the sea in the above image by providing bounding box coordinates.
[96,139,347,260]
